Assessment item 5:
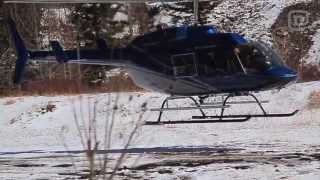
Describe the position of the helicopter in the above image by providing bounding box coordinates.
[4,0,299,125]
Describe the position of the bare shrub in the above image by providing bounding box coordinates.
[69,94,147,180]
[307,91,320,110]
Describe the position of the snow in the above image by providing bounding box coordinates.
[207,0,313,44]
[155,11,174,27]
[263,0,313,27]
[303,29,320,65]
[0,82,320,179]
[113,11,128,22]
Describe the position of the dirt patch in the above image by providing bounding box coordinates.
[2,150,320,179]
[129,152,319,172]
[271,1,320,81]
[9,102,57,125]
[131,157,246,170]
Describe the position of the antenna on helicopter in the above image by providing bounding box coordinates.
[193,0,199,25]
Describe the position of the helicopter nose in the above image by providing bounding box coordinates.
[265,66,298,83]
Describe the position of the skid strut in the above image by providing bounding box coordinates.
[152,96,206,123]
[219,93,267,120]
[145,93,299,125]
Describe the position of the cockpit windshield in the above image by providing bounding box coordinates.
[235,42,284,73]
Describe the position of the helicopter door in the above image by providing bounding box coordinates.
[171,53,198,78]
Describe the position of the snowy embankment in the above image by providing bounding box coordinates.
[0,81,319,153]
[0,82,320,179]
[209,0,320,66]
[208,0,312,44]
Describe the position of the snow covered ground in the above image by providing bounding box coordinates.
[0,82,320,179]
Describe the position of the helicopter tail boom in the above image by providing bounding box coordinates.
[6,17,129,84]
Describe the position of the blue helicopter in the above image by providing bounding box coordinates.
[4,0,299,125]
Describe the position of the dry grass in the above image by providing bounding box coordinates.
[307,91,320,110]
[0,74,144,97]
[101,72,144,93]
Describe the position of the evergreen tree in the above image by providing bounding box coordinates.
[69,3,155,84]
[157,1,222,26]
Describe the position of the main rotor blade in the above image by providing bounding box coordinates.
[4,0,207,3]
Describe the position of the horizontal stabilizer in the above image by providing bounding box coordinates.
[50,41,68,63]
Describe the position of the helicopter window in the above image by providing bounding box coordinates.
[253,42,284,66]
[196,49,242,75]
[214,51,229,73]
[171,53,197,78]
[196,51,216,75]
[235,45,271,73]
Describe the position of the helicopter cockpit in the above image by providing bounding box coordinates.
[169,41,285,78]
[234,42,285,74]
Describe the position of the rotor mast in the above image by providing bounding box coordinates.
[193,0,199,25]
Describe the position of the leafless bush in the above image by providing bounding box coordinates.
[69,93,147,180]
[307,91,320,110]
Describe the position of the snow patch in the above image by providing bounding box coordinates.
[208,0,313,44]
[302,29,320,65]
[113,11,128,22]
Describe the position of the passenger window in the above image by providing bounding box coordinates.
[197,50,233,75]
[197,51,217,75]
[171,53,197,78]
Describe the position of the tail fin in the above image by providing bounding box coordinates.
[7,17,29,84]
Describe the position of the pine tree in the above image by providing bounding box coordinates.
[156,1,222,26]
[69,3,155,84]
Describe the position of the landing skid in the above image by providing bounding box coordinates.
[145,93,299,125]
[192,110,299,119]
[145,117,251,125]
